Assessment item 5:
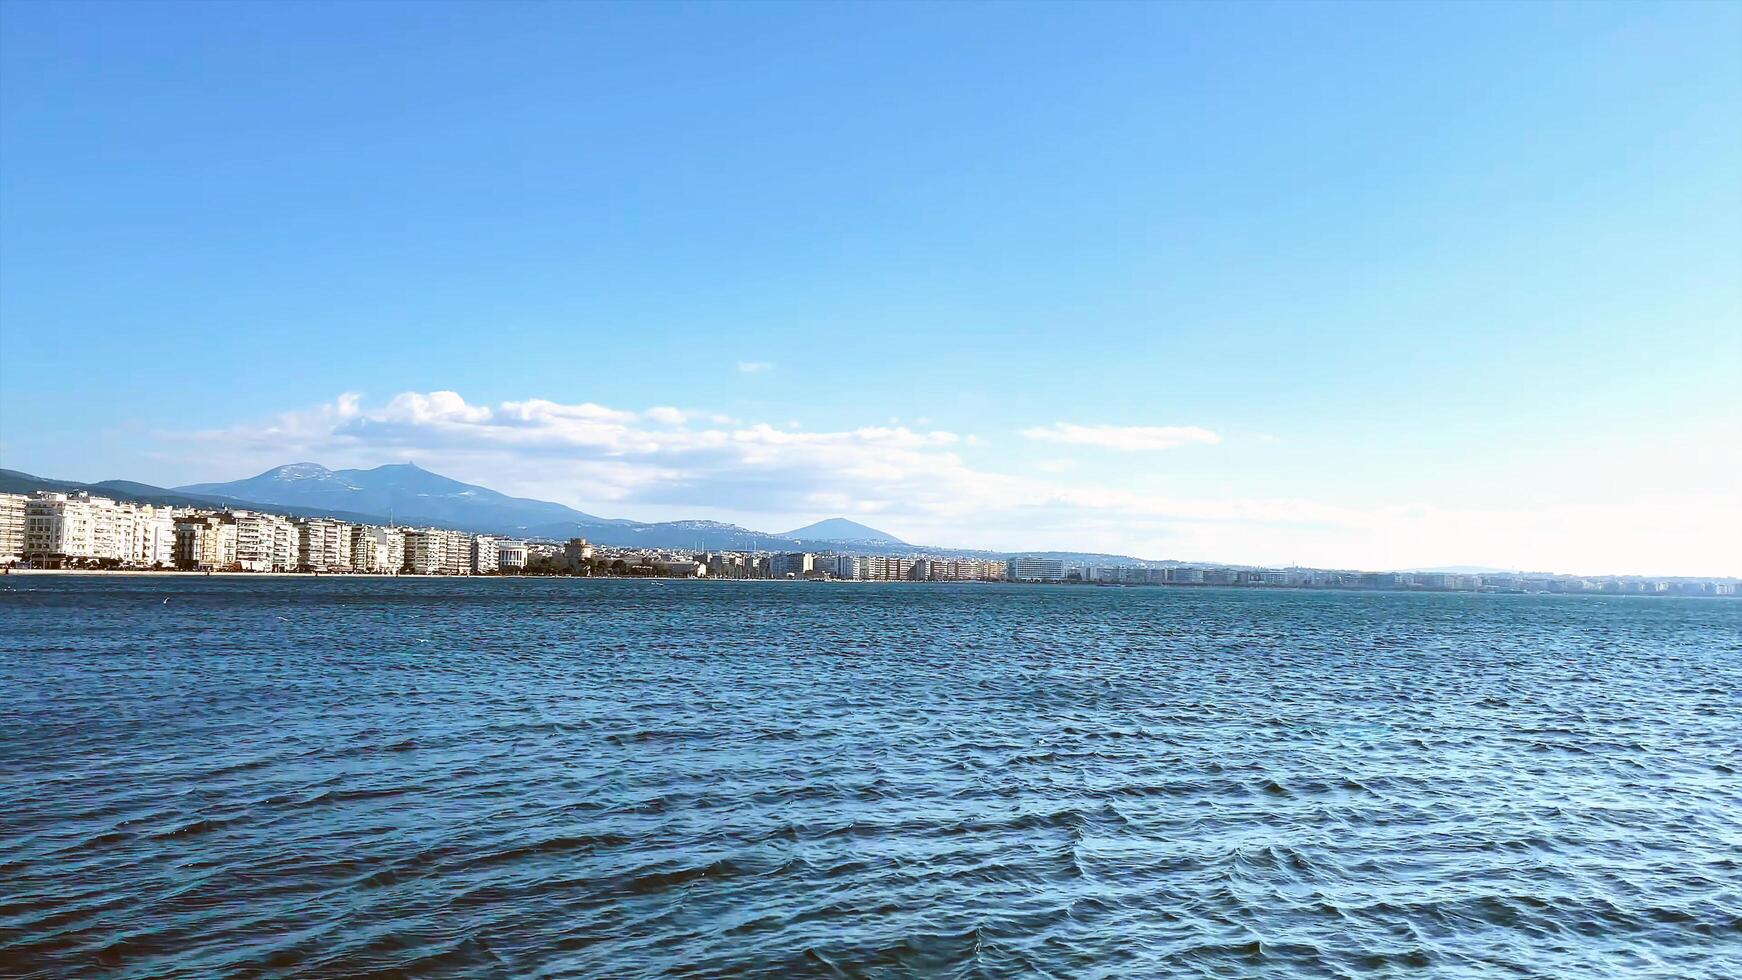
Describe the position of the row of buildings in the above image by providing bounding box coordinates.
[0,491,566,575]
[1070,563,1737,595]
[743,552,1008,582]
[2,490,1733,595]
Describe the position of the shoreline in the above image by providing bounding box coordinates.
[3,568,1731,598]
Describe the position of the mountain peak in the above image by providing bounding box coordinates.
[783,517,906,546]
[176,460,609,530]
[270,462,333,477]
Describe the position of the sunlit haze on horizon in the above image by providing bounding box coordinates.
[1,1,1738,576]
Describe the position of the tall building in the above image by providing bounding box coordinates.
[1006,557,1065,581]
[472,535,499,574]
[22,492,177,568]
[121,504,177,568]
[234,511,299,572]
[352,526,405,574]
[771,552,814,578]
[442,530,473,575]
[296,518,354,573]
[24,492,95,565]
[175,513,238,570]
[403,528,470,574]
[0,493,23,565]
[402,529,443,574]
[859,556,913,581]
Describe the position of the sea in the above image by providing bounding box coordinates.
[2,576,1738,978]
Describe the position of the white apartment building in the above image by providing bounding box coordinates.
[403,528,470,574]
[402,529,441,574]
[859,556,914,581]
[442,530,471,575]
[119,504,177,568]
[352,526,405,574]
[472,535,499,574]
[175,514,238,570]
[497,539,528,571]
[20,491,171,567]
[1006,557,1066,581]
[0,493,26,565]
[234,511,299,572]
[24,492,97,564]
[297,518,354,573]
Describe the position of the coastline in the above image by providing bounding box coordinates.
[5,569,1732,599]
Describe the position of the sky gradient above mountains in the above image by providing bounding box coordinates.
[1,3,1737,575]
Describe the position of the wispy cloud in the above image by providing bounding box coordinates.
[735,360,774,374]
[1020,423,1221,452]
[159,391,1742,575]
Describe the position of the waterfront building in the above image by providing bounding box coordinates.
[234,511,299,572]
[563,538,593,572]
[1006,557,1066,582]
[473,535,499,574]
[402,528,470,574]
[497,539,528,571]
[807,553,856,579]
[0,493,23,565]
[931,558,1002,582]
[654,557,706,577]
[771,552,813,578]
[855,555,912,581]
[23,492,96,566]
[122,504,177,568]
[174,513,238,570]
[704,551,745,578]
[296,518,354,573]
[352,526,405,574]
[402,529,442,574]
[443,530,473,575]
[16,491,169,567]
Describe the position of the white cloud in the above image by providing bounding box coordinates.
[1020,423,1222,452]
[162,391,1742,576]
[735,360,773,374]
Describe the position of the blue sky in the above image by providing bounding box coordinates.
[2,1,1738,574]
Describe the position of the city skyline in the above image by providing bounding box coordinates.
[4,455,1738,585]
[2,3,1739,576]
[8,480,1733,597]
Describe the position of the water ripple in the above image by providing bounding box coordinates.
[2,577,1739,977]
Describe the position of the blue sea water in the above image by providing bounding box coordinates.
[2,576,1739,977]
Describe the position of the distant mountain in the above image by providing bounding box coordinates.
[172,463,934,552]
[9,461,1152,563]
[535,519,818,554]
[178,462,622,533]
[781,518,906,546]
[0,468,406,527]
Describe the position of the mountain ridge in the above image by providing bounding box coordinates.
[3,462,1156,566]
[781,518,906,545]
[177,462,621,530]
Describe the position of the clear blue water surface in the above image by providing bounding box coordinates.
[2,576,1738,977]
